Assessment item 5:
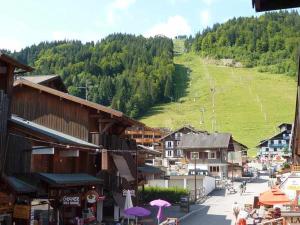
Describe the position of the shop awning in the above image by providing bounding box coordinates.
[112,154,135,182]
[37,173,103,187]
[259,187,291,205]
[138,165,162,174]
[10,115,99,149]
[5,176,37,194]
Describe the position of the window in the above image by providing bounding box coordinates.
[175,132,182,140]
[209,166,219,173]
[176,149,182,156]
[278,140,282,144]
[165,141,173,149]
[208,152,216,159]
[274,148,277,152]
[166,150,173,157]
[265,148,269,152]
[191,152,199,159]
[270,140,274,144]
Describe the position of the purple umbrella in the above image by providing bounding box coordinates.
[150,199,171,224]
[124,207,151,217]
[124,207,151,225]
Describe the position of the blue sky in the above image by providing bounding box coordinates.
[0,0,259,51]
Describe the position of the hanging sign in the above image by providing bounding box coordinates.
[122,189,135,197]
[85,190,99,204]
[62,195,81,206]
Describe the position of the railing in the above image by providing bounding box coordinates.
[258,217,285,225]
[268,143,288,148]
[189,187,206,202]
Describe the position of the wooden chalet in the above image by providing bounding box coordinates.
[7,78,142,223]
[125,125,166,147]
[252,0,300,12]
[0,53,33,224]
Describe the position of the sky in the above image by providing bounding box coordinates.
[0,0,260,51]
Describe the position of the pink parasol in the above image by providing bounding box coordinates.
[150,199,171,225]
[150,199,171,207]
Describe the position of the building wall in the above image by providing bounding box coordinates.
[12,86,90,141]
[147,175,216,195]
[162,127,197,159]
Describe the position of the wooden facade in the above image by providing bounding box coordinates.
[125,125,165,147]
[0,54,33,175]
[10,80,140,182]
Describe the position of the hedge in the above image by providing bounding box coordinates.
[139,186,189,204]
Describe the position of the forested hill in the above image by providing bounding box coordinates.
[10,34,175,118]
[185,11,300,75]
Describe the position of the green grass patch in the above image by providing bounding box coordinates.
[140,50,297,157]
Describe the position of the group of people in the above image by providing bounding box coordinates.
[233,202,248,225]
[239,181,247,195]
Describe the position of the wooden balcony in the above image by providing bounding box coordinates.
[291,165,300,172]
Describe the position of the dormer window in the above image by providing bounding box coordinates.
[175,132,182,140]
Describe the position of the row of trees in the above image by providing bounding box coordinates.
[185,11,300,75]
[10,34,175,118]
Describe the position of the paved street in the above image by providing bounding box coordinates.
[181,177,269,225]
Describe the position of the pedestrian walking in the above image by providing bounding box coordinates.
[232,202,240,224]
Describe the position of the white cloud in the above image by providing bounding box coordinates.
[105,0,136,26]
[144,15,191,38]
[200,10,211,27]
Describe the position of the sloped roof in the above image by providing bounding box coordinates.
[5,176,37,194]
[18,75,59,84]
[10,115,99,149]
[256,130,290,148]
[13,79,142,126]
[0,53,33,72]
[179,132,232,149]
[159,125,206,141]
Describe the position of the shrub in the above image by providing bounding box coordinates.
[139,186,189,204]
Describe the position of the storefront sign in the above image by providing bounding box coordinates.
[122,190,135,197]
[85,190,99,204]
[286,216,300,224]
[13,205,31,219]
[62,195,81,206]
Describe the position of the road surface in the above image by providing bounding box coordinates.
[181,177,269,225]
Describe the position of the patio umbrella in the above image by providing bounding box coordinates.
[124,207,151,225]
[124,190,134,223]
[150,199,171,225]
[259,188,291,206]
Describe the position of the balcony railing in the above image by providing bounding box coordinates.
[268,143,288,148]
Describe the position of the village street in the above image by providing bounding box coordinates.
[181,176,270,225]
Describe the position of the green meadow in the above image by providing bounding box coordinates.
[140,40,297,156]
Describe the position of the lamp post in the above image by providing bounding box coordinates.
[194,155,197,202]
